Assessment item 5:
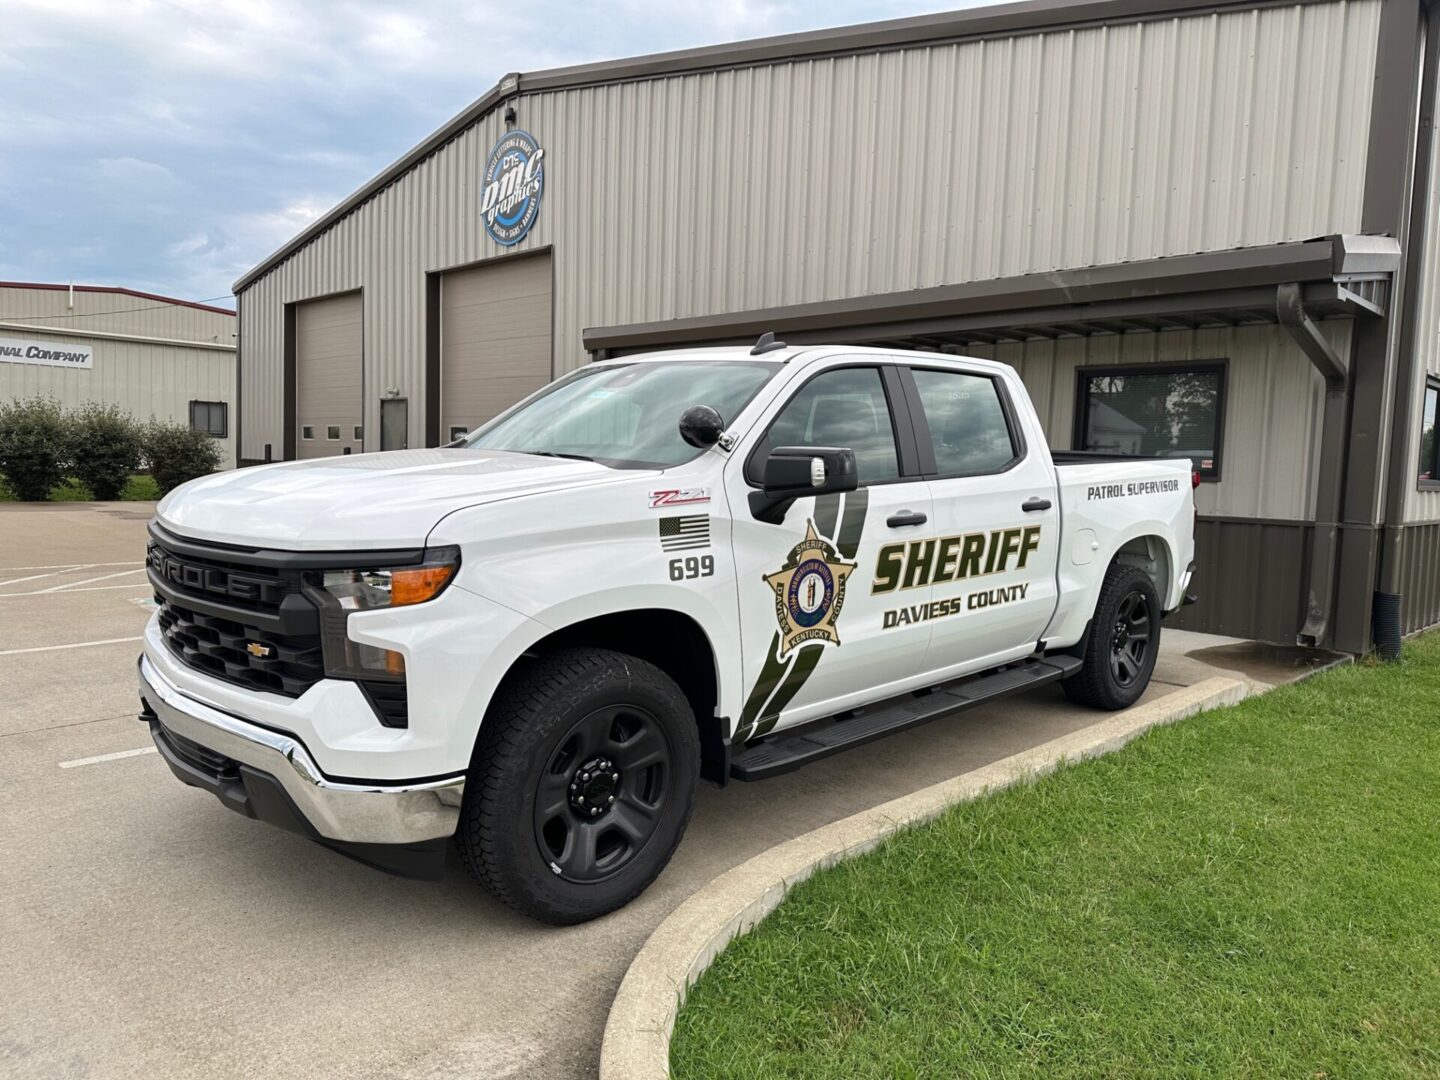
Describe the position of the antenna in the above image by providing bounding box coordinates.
[750,331,787,355]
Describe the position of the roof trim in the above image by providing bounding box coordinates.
[232,0,1342,295]
[583,238,1379,352]
[0,282,235,316]
[0,320,236,352]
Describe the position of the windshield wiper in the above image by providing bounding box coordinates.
[525,450,596,462]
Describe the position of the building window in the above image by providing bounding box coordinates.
[449,425,469,442]
[1420,378,1440,488]
[1076,362,1226,479]
[353,425,364,442]
[302,426,315,440]
[189,400,228,438]
[327,425,340,440]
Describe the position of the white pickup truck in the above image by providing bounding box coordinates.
[139,338,1196,923]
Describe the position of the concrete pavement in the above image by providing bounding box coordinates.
[0,503,1337,1079]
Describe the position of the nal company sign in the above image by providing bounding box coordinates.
[0,336,92,369]
[481,130,546,246]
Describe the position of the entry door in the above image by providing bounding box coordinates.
[726,364,933,744]
[440,253,552,442]
[901,364,1061,679]
[295,292,363,459]
[380,398,408,451]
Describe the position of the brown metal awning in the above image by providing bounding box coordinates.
[583,235,1397,356]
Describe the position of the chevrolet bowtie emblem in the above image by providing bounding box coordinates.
[246,642,274,659]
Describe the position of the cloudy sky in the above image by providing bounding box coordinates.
[0,0,969,309]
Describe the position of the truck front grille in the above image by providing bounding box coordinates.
[147,525,411,721]
[156,598,325,697]
[148,529,325,699]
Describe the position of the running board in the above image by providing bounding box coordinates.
[729,654,1083,781]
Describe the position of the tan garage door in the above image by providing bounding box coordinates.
[295,292,363,459]
[441,253,552,442]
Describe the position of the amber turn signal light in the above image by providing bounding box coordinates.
[390,564,456,607]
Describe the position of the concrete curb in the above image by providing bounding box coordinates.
[599,675,1252,1080]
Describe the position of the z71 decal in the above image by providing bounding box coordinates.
[649,487,710,509]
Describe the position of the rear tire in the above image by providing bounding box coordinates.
[1062,563,1161,710]
[458,647,699,925]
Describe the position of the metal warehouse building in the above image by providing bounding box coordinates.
[1,283,237,468]
[233,0,1440,655]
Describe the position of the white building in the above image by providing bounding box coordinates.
[0,282,237,468]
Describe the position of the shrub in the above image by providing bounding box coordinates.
[69,402,143,500]
[143,420,223,496]
[0,397,70,501]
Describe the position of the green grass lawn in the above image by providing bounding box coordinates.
[0,474,160,501]
[671,635,1440,1079]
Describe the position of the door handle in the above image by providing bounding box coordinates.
[1021,497,1052,512]
[887,510,928,528]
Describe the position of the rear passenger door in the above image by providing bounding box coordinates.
[893,363,1061,679]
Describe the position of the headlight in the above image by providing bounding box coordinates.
[306,546,460,680]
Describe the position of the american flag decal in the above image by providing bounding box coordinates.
[659,515,710,551]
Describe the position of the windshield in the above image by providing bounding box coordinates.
[464,361,779,468]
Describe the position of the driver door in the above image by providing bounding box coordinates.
[725,363,932,744]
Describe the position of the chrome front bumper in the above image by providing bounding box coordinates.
[138,654,464,847]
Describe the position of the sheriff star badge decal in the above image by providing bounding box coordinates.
[763,520,856,660]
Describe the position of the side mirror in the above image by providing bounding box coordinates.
[749,446,858,523]
[679,405,725,448]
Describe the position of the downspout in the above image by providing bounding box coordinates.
[1277,285,1347,381]
[1278,283,1349,649]
[1376,0,1440,658]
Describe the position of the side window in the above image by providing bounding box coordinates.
[765,367,900,485]
[910,369,1017,475]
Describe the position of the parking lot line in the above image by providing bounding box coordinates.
[0,561,137,572]
[0,582,152,596]
[0,566,85,588]
[59,747,157,769]
[40,567,147,592]
[0,636,143,657]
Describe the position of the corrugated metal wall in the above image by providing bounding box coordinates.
[1165,517,1313,640]
[237,0,1382,461]
[1403,91,1440,525]
[1396,522,1440,632]
[0,332,236,468]
[0,287,235,346]
[964,321,1350,520]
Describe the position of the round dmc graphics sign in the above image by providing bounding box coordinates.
[480,130,546,246]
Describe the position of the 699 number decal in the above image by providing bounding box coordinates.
[668,555,715,581]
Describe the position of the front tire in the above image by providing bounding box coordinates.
[1062,563,1161,710]
[458,647,699,925]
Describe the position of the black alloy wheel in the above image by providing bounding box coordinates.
[533,704,673,883]
[458,647,699,924]
[1108,588,1153,688]
[1061,562,1163,710]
